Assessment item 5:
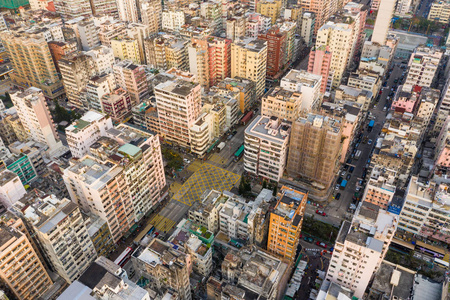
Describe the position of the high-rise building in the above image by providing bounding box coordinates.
[68,18,101,51]
[111,38,142,64]
[371,0,396,44]
[140,0,162,34]
[326,202,398,298]
[308,45,333,93]
[300,12,315,47]
[113,60,149,106]
[256,0,282,24]
[0,213,53,300]
[231,38,267,98]
[66,111,113,158]
[11,88,63,153]
[403,46,442,91]
[116,0,139,22]
[189,36,231,90]
[101,88,132,122]
[299,0,339,35]
[85,72,116,112]
[267,186,307,261]
[0,170,26,208]
[126,23,152,64]
[281,69,322,111]
[84,45,116,75]
[89,0,118,17]
[226,14,247,41]
[213,77,256,113]
[258,27,287,80]
[261,87,302,121]
[144,34,189,71]
[0,31,64,100]
[162,10,186,32]
[155,78,201,147]
[428,0,450,23]
[12,193,97,283]
[246,13,272,38]
[53,0,93,20]
[64,124,166,242]
[244,116,291,182]
[287,114,342,193]
[133,238,191,300]
[48,40,78,72]
[58,52,96,109]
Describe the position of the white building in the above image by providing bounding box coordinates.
[162,10,186,32]
[85,45,116,75]
[371,0,396,44]
[300,12,315,47]
[280,69,322,111]
[65,111,114,158]
[403,46,442,91]
[244,116,291,182]
[11,87,63,153]
[116,0,139,23]
[13,193,97,283]
[85,73,116,112]
[0,170,26,208]
[326,203,398,298]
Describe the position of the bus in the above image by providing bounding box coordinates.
[354,150,362,160]
[114,247,133,267]
[234,144,244,162]
[434,258,449,269]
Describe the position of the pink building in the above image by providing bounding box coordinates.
[308,45,332,93]
[101,88,132,122]
[113,60,149,107]
[391,85,421,113]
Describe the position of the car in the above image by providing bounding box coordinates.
[341,171,346,176]
[304,236,314,243]
[349,166,355,173]
[337,177,343,184]
[335,185,340,191]
[346,174,351,180]
[329,247,334,252]
[356,187,361,192]
[368,139,373,145]
[232,130,237,135]
[343,165,349,171]
[316,241,328,248]
[227,135,233,140]
[316,210,326,216]
[335,193,341,200]
[383,107,387,112]
[355,143,360,148]
[374,105,377,109]
[154,232,159,237]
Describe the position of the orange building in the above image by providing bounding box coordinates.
[267,186,307,261]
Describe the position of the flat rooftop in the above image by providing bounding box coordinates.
[155,78,199,96]
[245,115,290,144]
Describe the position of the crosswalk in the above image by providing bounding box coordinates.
[304,248,321,252]
[149,214,177,233]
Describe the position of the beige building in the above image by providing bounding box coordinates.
[287,114,342,192]
[140,0,162,34]
[0,212,53,300]
[63,124,166,243]
[155,78,202,148]
[261,87,302,121]
[13,193,97,283]
[213,77,256,113]
[0,31,64,100]
[231,38,267,98]
[428,0,450,23]
[404,46,443,91]
[244,116,291,182]
[145,34,189,71]
[113,60,149,106]
[256,0,282,24]
[111,37,142,64]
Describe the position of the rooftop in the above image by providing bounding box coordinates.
[369,261,415,300]
[245,115,291,144]
[155,78,199,97]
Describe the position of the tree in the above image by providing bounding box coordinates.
[262,180,267,189]
[52,100,72,123]
[161,148,183,170]
[238,176,251,196]
[272,184,278,196]
[4,92,11,103]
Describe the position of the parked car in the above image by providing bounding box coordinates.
[349,166,355,173]
[335,193,341,200]
[335,185,340,191]
[316,241,328,248]
[337,177,343,184]
[316,210,326,216]
[368,139,373,145]
[341,171,346,176]
[304,236,314,243]
[346,174,351,180]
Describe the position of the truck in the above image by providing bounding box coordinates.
[355,150,362,160]
[368,120,375,131]
[240,111,254,125]
[217,142,226,152]
[340,180,347,190]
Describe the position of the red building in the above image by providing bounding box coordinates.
[308,45,332,94]
[258,27,286,80]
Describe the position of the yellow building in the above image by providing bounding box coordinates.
[261,87,302,122]
[257,0,283,24]
[231,38,267,98]
[267,186,307,261]
[0,213,53,300]
[111,38,142,64]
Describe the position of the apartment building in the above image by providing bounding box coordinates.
[131,100,160,134]
[169,218,214,276]
[396,0,413,15]
[226,14,247,41]
[140,0,162,34]
[58,52,96,109]
[287,114,342,193]
[246,13,272,38]
[84,213,115,258]
[326,204,398,298]
[200,1,223,33]
[335,85,373,111]
[266,186,307,262]
[0,215,53,300]
[0,31,64,100]
[64,125,166,242]
[0,170,26,208]
[256,0,282,24]
[58,256,149,300]
[90,0,119,17]
[84,45,116,75]
[258,27,287,80]
[372,0,397,45]
[261,87,302,121]
[281,69,322,111]
[11,87,63,153]
[213,77,256,113]
[111,38,142,64]
[96,18,127,47]
[13,193,97,283]
[66,111,113,158]
[53,0,92,20]
[404,46,442,92]
[85,73,116,112]
[155,78,201,148]
[244,116,291,182]
[116,0,139,22]
[77,19,102,51]
[300,12,315,47]
[162,10,186,31]
[144,34,189,71]
[299,0,339,35]
[362,170,396,210]
[48,40,78,72]
[113,60,149,106]
[360,40,397,75]
[221,246,289,299]
[348,69,382,96]
[231,38,267,98]
[126,23,152,64]
[101,88,133,122]
[428,0,450,23]
[308,45,333,93]
[133,238,191,300]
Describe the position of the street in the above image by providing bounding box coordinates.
[305,65,405,225]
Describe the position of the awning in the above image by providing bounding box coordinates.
[129,223,139,233]
[416,240,446,255]
[391,238,415,250]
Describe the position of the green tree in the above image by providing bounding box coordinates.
[52,100,72,123]
[4,92,11,103]
[262,180,267,189]
[161,148,183,170]
[272,184,278,196]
